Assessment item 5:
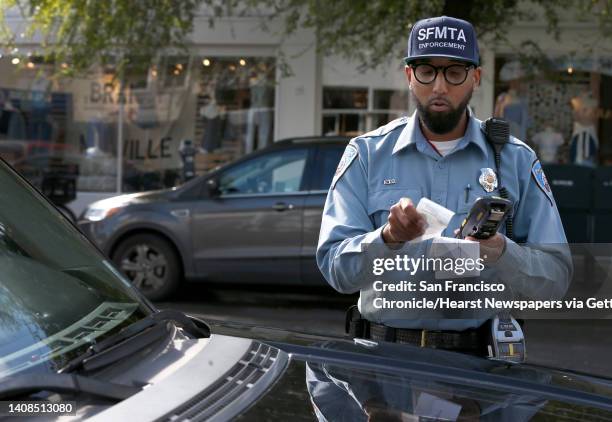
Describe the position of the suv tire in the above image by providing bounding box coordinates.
[112,233,181,301]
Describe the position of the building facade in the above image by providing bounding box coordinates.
[1,8,610,217]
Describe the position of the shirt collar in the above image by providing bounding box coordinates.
[392,108,489,157]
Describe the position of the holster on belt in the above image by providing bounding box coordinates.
[345,305,368,338]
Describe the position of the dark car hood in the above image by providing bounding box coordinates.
[206,319,612,420]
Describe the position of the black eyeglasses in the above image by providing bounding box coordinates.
[408,63,474,86]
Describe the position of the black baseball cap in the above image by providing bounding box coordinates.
[405,16,480,66]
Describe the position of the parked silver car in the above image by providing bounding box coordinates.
[78,137,349,300]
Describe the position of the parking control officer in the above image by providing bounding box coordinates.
[316,16,572,348]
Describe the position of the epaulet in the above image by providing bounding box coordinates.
[507,135,536,154]
[358,116,409,139]
[476,115,534,155]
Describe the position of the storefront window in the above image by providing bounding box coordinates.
[494,56,611,166]
[0,55,276,213]
[322,87,409,136]
[196,57,275,172]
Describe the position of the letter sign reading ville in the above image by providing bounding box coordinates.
[124,137,173,161]
[417,26,466,42]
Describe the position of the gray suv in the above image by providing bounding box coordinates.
[78,137,348,300]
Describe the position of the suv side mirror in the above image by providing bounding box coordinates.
[206,178,220,197]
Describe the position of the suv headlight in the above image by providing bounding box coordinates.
[83,206,123,222]
[83,196,133,222]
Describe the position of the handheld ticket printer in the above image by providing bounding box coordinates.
[457,196,512,240]
[487,314,526,363]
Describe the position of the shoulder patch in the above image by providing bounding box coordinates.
[531,159,553,206]
[331,144,358,189]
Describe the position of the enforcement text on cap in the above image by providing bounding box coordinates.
[405,16,480,66]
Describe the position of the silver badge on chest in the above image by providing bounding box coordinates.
[479,168,498,193]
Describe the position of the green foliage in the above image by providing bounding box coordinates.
[217,0,612,70]
[3,0,612,78]
[0,0,201,78]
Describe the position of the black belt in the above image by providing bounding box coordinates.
[345,305,486,354]
[367,322,484,353]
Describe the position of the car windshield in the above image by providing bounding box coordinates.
[0,159,150,381]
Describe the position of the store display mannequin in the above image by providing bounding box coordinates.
[569,92,599,167]
[29,68,53,141]
[494,83,529,141]
[495,61,530,141]
[533,126,564,163]
[199,93,222,153]
[245,62,274,153]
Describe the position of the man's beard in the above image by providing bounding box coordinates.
[413,90,473,135]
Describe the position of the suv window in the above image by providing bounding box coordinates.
[219,148,308,195]
[314,145,346,191]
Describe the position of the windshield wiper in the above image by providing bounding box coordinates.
[60,309,210,374]
[0,373,140,401]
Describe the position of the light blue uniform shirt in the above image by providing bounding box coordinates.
[316,111,571,330]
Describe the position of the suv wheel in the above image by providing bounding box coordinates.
[112,233,181,301]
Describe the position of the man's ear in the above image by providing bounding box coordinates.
[473,67,482,89]
[405,66,413,89]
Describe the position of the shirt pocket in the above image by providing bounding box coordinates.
[367,188,422,228]
[456,192,490,215]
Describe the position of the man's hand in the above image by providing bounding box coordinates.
[382,198,427,244]
[466,232,506,263]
